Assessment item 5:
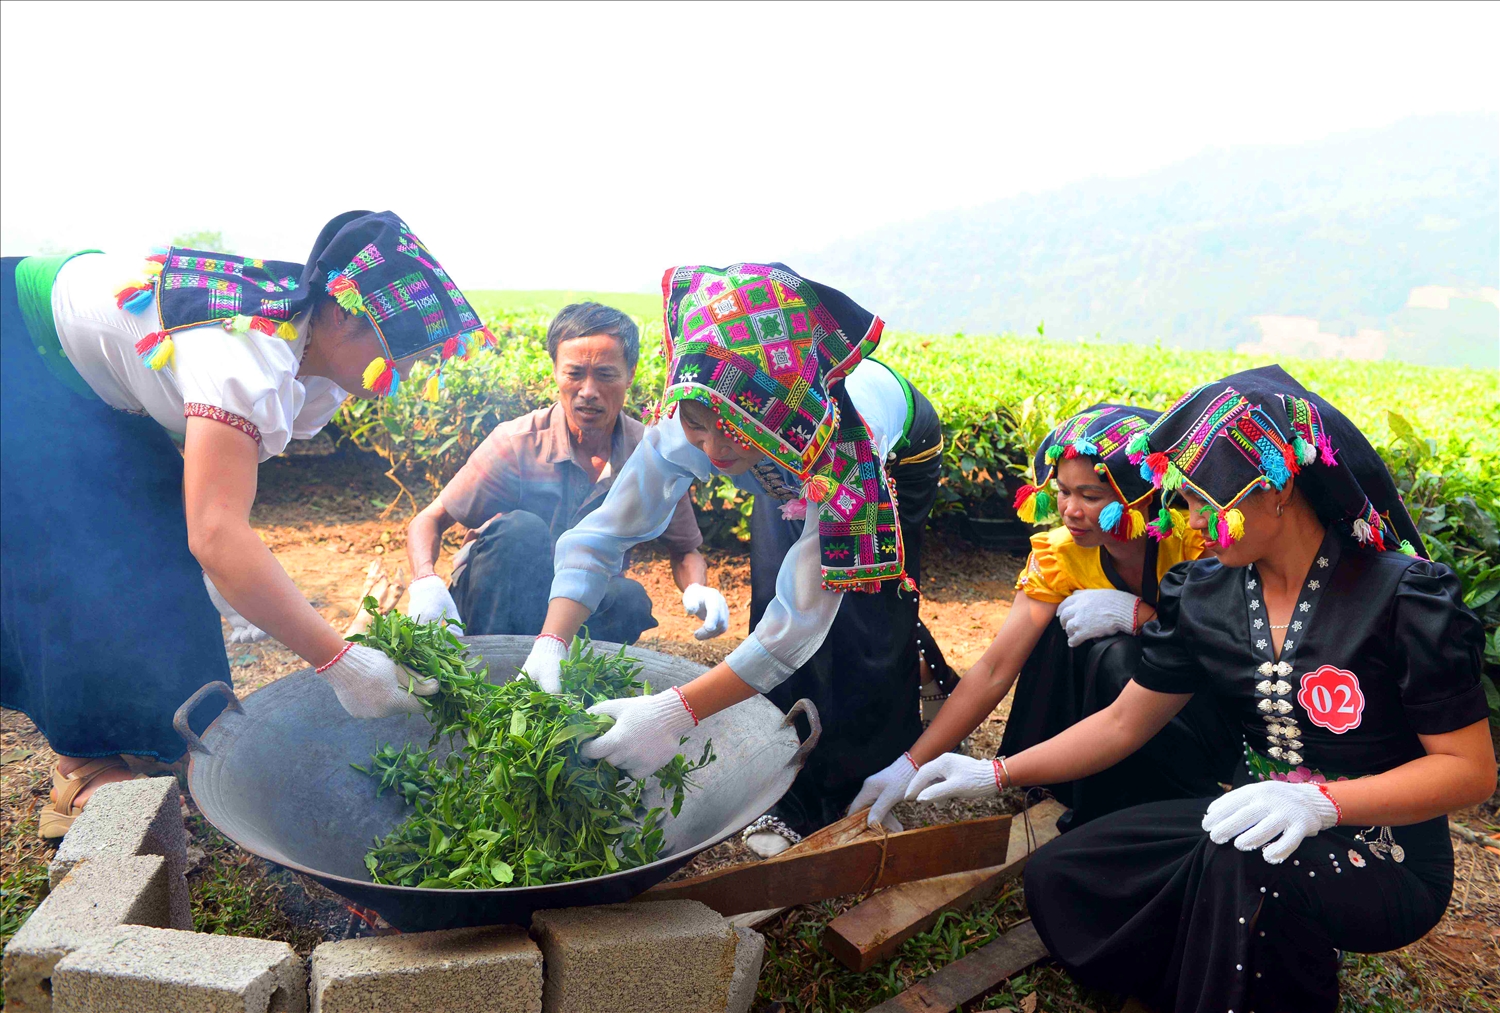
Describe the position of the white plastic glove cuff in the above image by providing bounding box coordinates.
[316,643,438,719]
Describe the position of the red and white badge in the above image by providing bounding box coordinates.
[1297,665,1365,733]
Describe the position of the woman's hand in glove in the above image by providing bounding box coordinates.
[682,584,730,641]
[905,753,1003,803]
[522,635,568,693]
[406,574,463,632]
[580,688,699,779]
[1201,780,1339,864]
[203,573,268,645]
[848,752,919,829]
[316,643,438,719]
[1055,588,1141,647]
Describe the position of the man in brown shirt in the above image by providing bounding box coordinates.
[404,303,712,643]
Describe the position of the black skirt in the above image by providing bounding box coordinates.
[752,381,944,835]
[1024,797,1453,1013]
[1000,627,1240,828]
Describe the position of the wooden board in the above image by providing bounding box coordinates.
[641,814,1012,915]
[863,920,1048,1013]
[723,807,887,929]
[824,800,1066,971]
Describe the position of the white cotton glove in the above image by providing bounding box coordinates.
[682,584,730,641]
[848,753,919,830]
[1055,588,1141,647]
[580,689,698,779]
[905,753,1002,804]
[405,574,463,632]
[1201,780,1339,864]
[203,573,269,645]
[317,644,439,719]
[522,635,568,693]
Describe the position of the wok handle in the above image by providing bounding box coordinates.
[173,681,243,755]
[784,698,822,769]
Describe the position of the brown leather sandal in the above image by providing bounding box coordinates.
[39,758,141,840]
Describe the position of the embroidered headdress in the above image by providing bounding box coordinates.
[112,210,493,398]
[1015,404,1167,540]
[1130,364,1423,554]
[657,263,908,593]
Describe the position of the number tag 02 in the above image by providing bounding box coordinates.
[1297,665,1365,733]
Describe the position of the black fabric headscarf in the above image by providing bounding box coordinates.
[1015,404,1166,539]
[113,210,492,397]
[1132,364,1423,556]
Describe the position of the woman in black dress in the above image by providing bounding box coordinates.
[905,365,1495,1012]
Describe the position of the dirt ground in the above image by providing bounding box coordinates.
[2,447,1498,1007]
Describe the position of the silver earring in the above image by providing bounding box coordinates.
[1276,502,1284,517]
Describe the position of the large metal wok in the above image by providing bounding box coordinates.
[175,636,818,931]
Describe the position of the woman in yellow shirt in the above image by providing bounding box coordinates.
[853,404,1237,828]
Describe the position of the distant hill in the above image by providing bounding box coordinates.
[470,290,661,322]
[800,115,1498,369]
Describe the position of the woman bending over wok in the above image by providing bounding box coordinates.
[522,263,943,851]
[903,366,1495,1013]
[851,404,1238,833]
[1,211,496,837]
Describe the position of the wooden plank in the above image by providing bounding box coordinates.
[721,806,886,929]
[863,920,1048,1013]
[641,815,1011,915]
[823,800,1066,971]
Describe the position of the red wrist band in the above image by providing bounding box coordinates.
[536,633,567,650]
[412,573,442,585]
[1314,782,1342,825]
[316,642,353,674]
[671,686,700,726]
[904,750,919,772]
[1132,598,1142,634]
[992,758,1005,792]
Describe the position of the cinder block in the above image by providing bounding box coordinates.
[726,925,765,1013]
[49,776,192,930]
[50,924,306,1013]
[531,900,740,1013]
[2,855,172,1013]
[309,925,540,1013]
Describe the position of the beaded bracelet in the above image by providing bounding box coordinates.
[1314,782,1343,825]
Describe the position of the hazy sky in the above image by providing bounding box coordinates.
[2,1,1495,291]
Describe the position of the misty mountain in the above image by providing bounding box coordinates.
[801,115,1497,368]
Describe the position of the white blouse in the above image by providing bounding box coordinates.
[551,359,910,692]
[51,253,348,462]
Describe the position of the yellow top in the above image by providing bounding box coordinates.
[1015,523,1206,604]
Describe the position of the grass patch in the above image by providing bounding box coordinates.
[187,814,325,952]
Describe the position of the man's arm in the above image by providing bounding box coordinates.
[670,549,708,592]
[407,496,455,580]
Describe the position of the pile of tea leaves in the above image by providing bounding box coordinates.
[349,601,714,889]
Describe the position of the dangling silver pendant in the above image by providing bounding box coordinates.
[1390,844,1405,863]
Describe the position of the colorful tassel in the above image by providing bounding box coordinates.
[1126,507,1146,540]
[1099,501,1124,533]
[1072,439,1099,457]
[327,274,364,313]
[424,374,442,402]
[1351,518,1374,546]
[362,357,397,397]
[1398,539,1418,557]
[1293,435,1317,466]
[1147,506,1173,540]
[442,335,462,360]
[1045,445,1065,464]
[1142,452,1170,487]
[804,475,835,503]
[1316,433,1338,466]
[1171,508,1191,538]
[275,320,297,341]
[1162,462,1185,490]
[1225,508,1245,542]
[114,283,154,312]
[1126,432,1151,463]
[1032,490,1057,523]
[134,331,173,370]
[1014,484,1039,524]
